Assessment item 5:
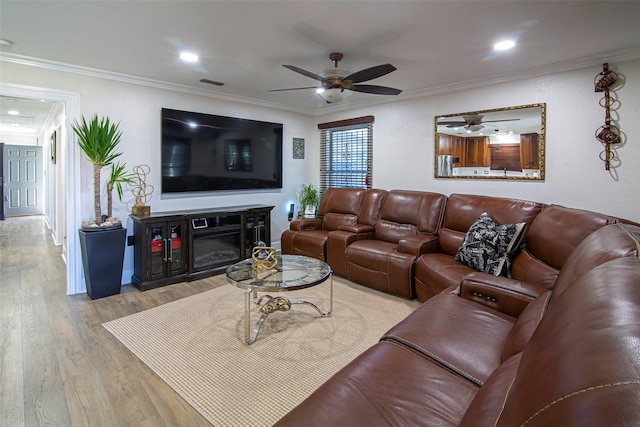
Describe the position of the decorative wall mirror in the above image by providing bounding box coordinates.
[435,103,546,180]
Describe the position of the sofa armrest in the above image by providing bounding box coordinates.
[397,234,439,256]
[459,272,546,318]
[338,223,375,234]
[289,218,323,231]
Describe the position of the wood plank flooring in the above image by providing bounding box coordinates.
[1,216,224,426]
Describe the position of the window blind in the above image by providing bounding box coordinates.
[318,116,373,192]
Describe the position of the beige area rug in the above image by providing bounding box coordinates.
[103,277,419,426]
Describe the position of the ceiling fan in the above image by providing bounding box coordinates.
[439,114,520,132]
[269,53,402,102]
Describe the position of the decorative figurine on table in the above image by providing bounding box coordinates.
[251,241,277,270]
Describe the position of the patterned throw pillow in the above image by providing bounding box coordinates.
[454,212,527,277]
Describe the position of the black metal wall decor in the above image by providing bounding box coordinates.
[594,63,621,170]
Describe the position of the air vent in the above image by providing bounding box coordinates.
[199,79,225,86]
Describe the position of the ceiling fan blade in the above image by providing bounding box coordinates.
[481,119,521,123]
[268,86,320,92]
[282,65,325,82]
[350,84,402,95]
[344,64,397,83]
[439,121,467,126]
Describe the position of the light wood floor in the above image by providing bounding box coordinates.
[1,216,225,426]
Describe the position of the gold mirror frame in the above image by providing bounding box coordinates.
[434,103,546,180]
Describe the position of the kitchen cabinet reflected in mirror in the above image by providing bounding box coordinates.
[435,103,545,179]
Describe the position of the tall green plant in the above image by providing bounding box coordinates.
[71,115,123,224]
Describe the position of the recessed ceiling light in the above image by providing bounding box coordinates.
[7,110,19,115]
[494,40,516,51]
[180,52,199,62]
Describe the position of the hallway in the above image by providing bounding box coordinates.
[0,216,219,426]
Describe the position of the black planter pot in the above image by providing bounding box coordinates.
[78,226,127,300]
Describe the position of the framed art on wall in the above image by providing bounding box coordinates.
[50,130,57,164]
[293,138,305,159]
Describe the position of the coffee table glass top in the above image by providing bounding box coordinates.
[226,254,331,292]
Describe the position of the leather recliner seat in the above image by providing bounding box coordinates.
[344,189,447,298]
[326,188,387,276]
[414,194,617,301]
[281,187,367,261]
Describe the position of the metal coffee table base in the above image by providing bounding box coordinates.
[243,274,333,344]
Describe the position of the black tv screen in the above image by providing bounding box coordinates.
[161,108,283,193]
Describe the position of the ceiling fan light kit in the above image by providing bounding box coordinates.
[316,87,352,103]
[440,114,520,133]
[270,52,402,104]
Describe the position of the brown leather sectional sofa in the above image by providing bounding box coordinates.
[278,188,640,425]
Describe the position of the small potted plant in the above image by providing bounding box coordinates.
[298,183,321,218]
[72,114,131,299]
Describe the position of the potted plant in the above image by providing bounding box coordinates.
[72,115,130,299]
[298,183,321,218]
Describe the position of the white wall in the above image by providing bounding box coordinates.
[316,59,640,223]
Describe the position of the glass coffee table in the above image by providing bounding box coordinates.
[226,255,333,344]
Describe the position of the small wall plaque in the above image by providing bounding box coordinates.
[293,138,305,159]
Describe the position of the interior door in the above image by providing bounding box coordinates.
[2,144,44,217]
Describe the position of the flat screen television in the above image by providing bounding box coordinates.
[161,108,283,194]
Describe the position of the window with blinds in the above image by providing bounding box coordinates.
[318,116,373,192]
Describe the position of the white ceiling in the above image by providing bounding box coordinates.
[1,0,640,134]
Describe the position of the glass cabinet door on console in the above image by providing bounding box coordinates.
[243,210,271,258]
[131,217,188,290]
[148,220,187,280]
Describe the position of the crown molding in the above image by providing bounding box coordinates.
[406,46,640,99]
[313,46,640,116]
[3,47,639,118]
[0,52,316,116]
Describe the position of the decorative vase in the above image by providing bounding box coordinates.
[303,206,317,218]
[78,226,127,299]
